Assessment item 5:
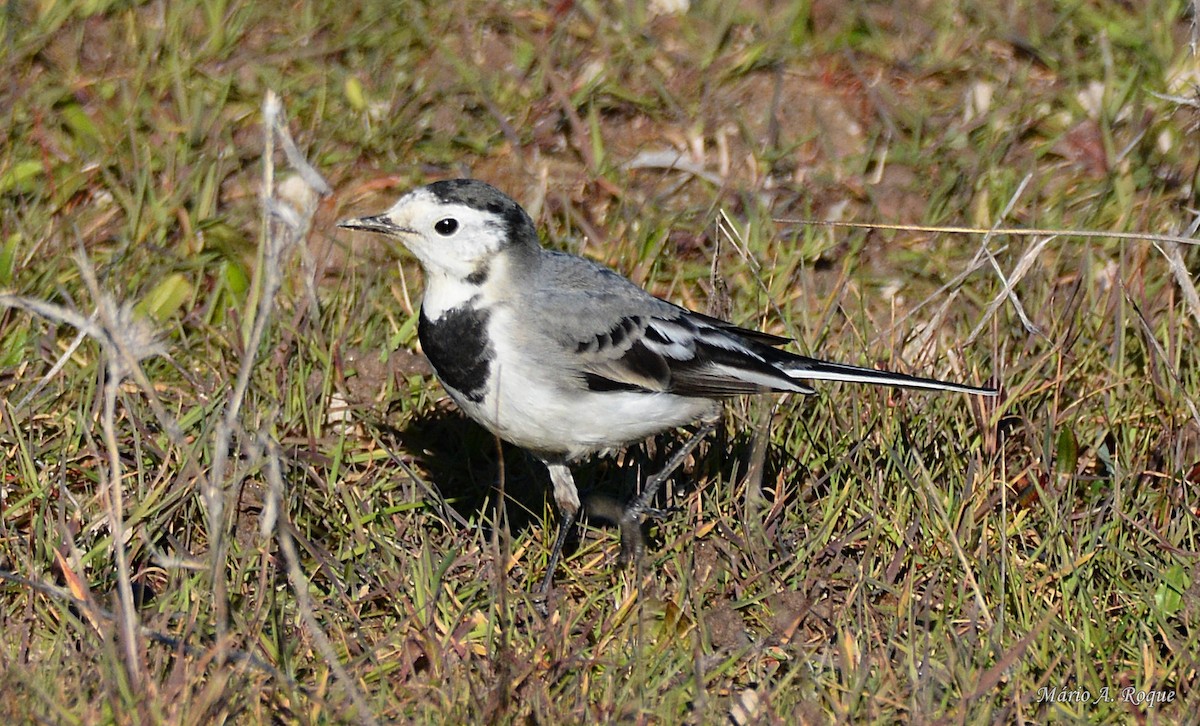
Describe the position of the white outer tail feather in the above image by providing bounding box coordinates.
[782,360,997,396]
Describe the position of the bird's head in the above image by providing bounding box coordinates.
[338,179,540,284]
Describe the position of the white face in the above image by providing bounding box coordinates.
[370,188,509,281]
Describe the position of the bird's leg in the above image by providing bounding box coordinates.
[539,462,581,598]
[620,419,719,562]
[540,506,577,597]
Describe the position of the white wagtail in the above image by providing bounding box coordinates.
[339,179,997,594]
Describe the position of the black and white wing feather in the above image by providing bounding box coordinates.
[576,309,993,397]
[528,250,993,399]
[574,310,815,396]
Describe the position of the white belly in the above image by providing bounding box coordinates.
[441,308,717,460]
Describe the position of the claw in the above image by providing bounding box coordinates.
[618,515,646,566]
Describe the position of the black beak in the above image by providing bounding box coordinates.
[337,214,412,235]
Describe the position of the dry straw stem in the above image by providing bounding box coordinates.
[204,90,330,661]
[1154,213,1200,330]
[1,247,168,688]
[78,255,161,690]
[783,218,1200,246]
[204,90,375,722]
[785,214,1200,345]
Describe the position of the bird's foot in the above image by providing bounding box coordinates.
[617,512,647,567]
[534,504,579,615]
[617,504,678,565]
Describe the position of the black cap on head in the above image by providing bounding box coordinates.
[426,179,540,249]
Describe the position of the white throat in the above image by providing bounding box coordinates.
[420,252,513,319]
[421,270,484,319]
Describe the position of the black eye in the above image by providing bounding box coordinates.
[434,218,459,236]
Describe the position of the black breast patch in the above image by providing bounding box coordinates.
[418,305,493,403]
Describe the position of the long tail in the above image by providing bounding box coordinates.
[784,356,997,395]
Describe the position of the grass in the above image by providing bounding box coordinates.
[2,0,1198,722]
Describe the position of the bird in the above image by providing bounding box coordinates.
[338,178,996,596]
